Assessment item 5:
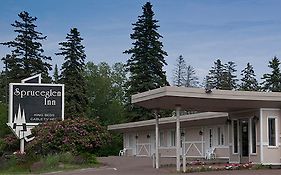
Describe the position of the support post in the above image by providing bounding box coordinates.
[176,106,181,172]
[155,110,159,169]
[152,153,156,168]
[183,154,186,173]
[20,139,24,154]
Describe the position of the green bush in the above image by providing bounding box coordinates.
[0,103,10,138]
[27,118,111,155]
[96,133,122,156]
[1,134,19,153]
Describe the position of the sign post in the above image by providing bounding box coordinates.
[7,74,64,153]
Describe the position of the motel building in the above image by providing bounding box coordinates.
[108,86,281,171]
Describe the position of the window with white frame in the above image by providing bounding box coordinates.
[268,117,277,147]
[233,120,238,153]
[159,131,166,147]
[170,130,176,147]
[251,118,257,153]
[217,126,224,146]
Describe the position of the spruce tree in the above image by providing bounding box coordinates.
[207,59,225,89]
[53,64,59,83]
[1,11,52,82]
[185,65,199,87]
[124,2,169,121]
[1,54,23,84]
[0,71,6,103]
[240,63,259,91]
[173,55,186,87]
[56,28,88,118]
[221,61,238,90]
[261,56,281,92]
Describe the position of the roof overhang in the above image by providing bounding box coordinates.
[108,112,228,132]
[132,86,281,112]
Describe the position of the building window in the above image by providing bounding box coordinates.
[160,131,166,147]
[251,118,257,153]
[233,120,238,153]
[170,130,176,147]
[218,127,224,146]
[268,117,277,146]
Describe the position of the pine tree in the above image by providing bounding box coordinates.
[173,55,186,87]
[221,61,238,90]
[56,28,88,118]
[1,54,23,84]
[1,11,52,82]
[240,63,259,91]
[124,2,169,121]
[53,64,59,83]
[185,65,199,87]
[0,71,6,103]
[261,56,281,92]
[207,59,225,89]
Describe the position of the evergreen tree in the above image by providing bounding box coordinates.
[173,55,186,87]
[1,11,52,82]
[124,2,169,121]
[240,63,259,91]
[221,61,238,90]
[53,64,59,83]
[185,65,199,87]
[207,59,225,89]
[0,71,6,103]
[261,56,281,92]
[56,28,88,118]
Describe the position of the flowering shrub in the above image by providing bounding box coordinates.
[26,118,110,155]
[1,134,19,153]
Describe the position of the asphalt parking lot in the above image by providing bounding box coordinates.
[44,156,281,175]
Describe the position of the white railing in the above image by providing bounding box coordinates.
[183,141,205,157]
[136,143,151,156]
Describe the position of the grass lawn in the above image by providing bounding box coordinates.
[0,152,99,174]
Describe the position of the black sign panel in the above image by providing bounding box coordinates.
[9,83,64,123]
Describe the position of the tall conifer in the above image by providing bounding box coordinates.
[173,55,186,87]
[221,61,238,90]
[207,59,225,89]
[185,65,199,87]
[124,2,169,121]
[240,63,259,91]
[56,28,88,118]
[261,56,281,92]
[1,11,52,82]
[53,64,59,83]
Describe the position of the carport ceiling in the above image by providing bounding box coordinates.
[132,86,281,112]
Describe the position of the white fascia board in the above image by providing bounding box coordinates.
[108,112,228,131]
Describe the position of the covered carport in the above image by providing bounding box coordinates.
[131,86,281,172]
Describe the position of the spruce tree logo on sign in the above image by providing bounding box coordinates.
[7,74,64,142]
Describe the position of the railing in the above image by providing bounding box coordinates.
[183,141,205,157]
[136,143,151,156]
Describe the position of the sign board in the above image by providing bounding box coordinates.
[7,74,64,142]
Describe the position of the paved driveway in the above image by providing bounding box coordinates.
[44,156,281,175]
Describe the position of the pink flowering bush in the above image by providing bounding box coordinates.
[26,118,110,155]
[1,134,19,153]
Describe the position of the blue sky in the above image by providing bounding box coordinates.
[1,0,281,83]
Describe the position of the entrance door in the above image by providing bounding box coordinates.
[240,119,249,163]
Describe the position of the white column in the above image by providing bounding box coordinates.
[20,139,24,154]
[155,111,159,169]
[183,154,186,172]
[260,109,263,164]
[176,106,181,172]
